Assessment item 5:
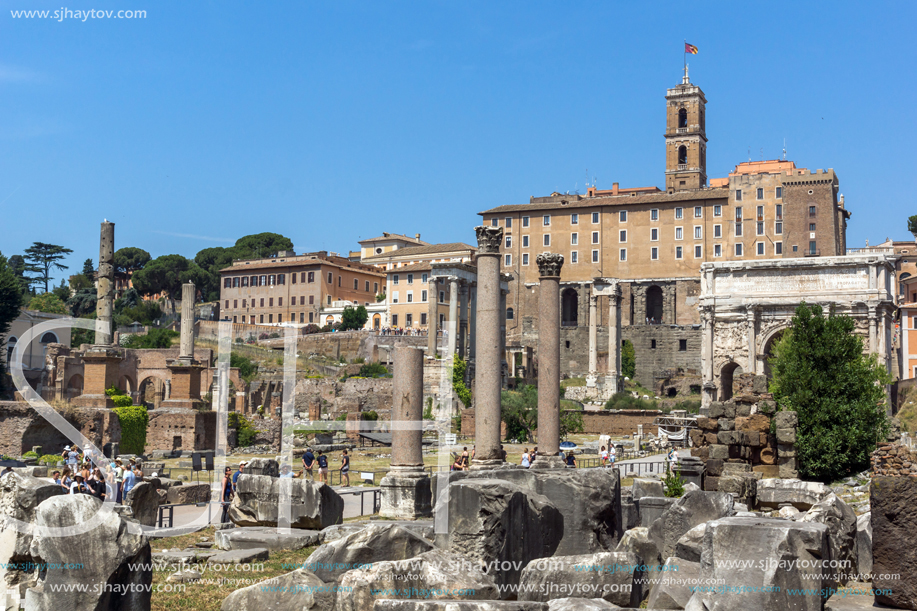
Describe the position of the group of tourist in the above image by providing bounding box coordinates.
[47,446,143,505]
[378,327,429,337]
[600,444,617,467]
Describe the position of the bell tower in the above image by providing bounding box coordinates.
[665,65,707,192]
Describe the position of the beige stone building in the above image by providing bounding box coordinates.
[219,251,385,327]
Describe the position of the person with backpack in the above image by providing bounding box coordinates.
[565,451,577,468]
[316,451,329,484]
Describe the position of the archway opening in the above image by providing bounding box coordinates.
[667,387,677,398]
[678,108,687,128]
[139,377,163,408]
[678,145,688,165]
[373,314,381,331]
[720,362,743,400]
[646,285,663,323]
[762,329,787,379]
[561,288,578,327]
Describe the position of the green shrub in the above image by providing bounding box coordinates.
[230,353,258,382]
[235,337,244,344]
[335,414,348,421]
[361,410,378,421]
[123,328,179,349]
[663,467,686,498]
[38,454,62,465]
[112,394,133,408]
[22,451,38,458]
[113,405,149,454]
[105,386,123,397]
[604,392,657,411]
[228,412,258,447]
[621,339,636,379]
[357,362,389,378]
[453,355,472,407]
[353,357,365,364]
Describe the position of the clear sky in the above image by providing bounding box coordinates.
[1,0,913,286]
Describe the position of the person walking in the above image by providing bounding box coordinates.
[609,444,617,467]
[219,467,234,524]
[114,460,125,503]
[316,451,329,484]
[600,446,608,467]
[302,448,315,480]
[121,465,137,501]
[340,450,350,487]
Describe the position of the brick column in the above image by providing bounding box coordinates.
[470,226,504,469]
[534,253,566,468]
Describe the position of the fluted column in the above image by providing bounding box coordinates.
[427,278,438,356]
[534,253,566,468]
[586,292,598,387]
[607,291,621,393]
[470,226,504,469]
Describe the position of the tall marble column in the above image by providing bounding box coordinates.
[449,277,459,354]
[607,290,621,393]
[586,292,598,387]
[162,283,204,409]
[500,286,508,388]
[468,283,477,362]
[470,226,504,469]
[380,346,432,518]
[534,253,566,468]
[746,306,757,375]
[458,283,469,358]
[427,278,438,356]
[700,305,716,409]
[868,306,878,354]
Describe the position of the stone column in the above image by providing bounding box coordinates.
[607,290,621,393]
[700,305,716,409]
[162,282,205,409]
[534,253,566,468]
[470,226,504,469]
[586,292,598,387]
[500,286,508,388]
[458,283,469,358]
[746,306,757,375]
[96,221,115,346]
[427,278,438,356]
[468,283,477,362]
[449,277,459,355]
[868,306,878,354]
[380,346,432,518]
[179,282,196,359]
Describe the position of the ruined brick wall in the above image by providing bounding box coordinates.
[622,325,702,390]
[0,401,121,457]
[872,442,917,477]
[292,376,393,420]
[145,409,216,453]
[577,410,661,435]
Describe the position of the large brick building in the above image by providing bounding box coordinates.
[478,70,852,388]
[219,251,385,326]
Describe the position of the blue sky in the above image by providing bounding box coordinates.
[1,0,913,286]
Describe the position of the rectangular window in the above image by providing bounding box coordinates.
[505,217,512,228]
[757,222,764,236]
[374,282,379,293]
[278,314,283,323]
[269,275,275,286]
[651,339,657,349]
[775,186,783,199]
[757,205,764,219]
[736,243,743,256]
[809,206,817,216]
[242,299,246,308]
[775,242,783,255]
[776,204,783,220]
[420,313,427,325]
[714,244,722,257]
[392,291,398,303]
[714,205,722,217]
[365,280,370,292]
[543,215,551,226]
[309,295,314,304]
[327,272,332,284]
[522,253,529,265]
[650,209,659,221]
[651,247,658,260]
[260,298,264,307]
[291,273,296,285]
[571,213,578,225]
[592,212,599,223]
[735,189,743,201]
[775,222,783,234]
[300,312,304,323]
[354,278,358,290]
[421,274,426,284]
[679,339,687,351]
[407,292,413,303]
[694,206,702,218]
[695,245,702,258]
[278,297,283,306]
[225,300,229,309]
[675,207,683,219]
[713,224,722,238]
[571,233,578,245]
[232,277,239,288]
[571,251,578,264]
[393,274,399,285]
[651,228,659,241]
[421,290,427,302]
[504,254,512,266]
[491,218,498,227]
[619,248,626,261]
[407,274,413,284]
[735,206,742,220]
[278,274,285,285]
[392,314,398,326]
[675,227,683,240]
[269,298,273,307]
[757,242,765,255]
[260,315,264,323]
[809,223,816,231]
[241,276,249,287]
[735,222,743,237]
[522,235,529,247]
[619,229,627,243]
[757,188,764,200]
[809,241,817,254]
[268,314,273,323]
[591,231,599,244]
[675,246,683,259]
[338,276,341,287]
[439,291,445,303]
[522,216,530,228]
[505,236,511,248]
[543,235,550,247]
[694,226,702,239]
[307,272,313,283]
[619,210,627,222]
[406,313,412,326]
[592,250,599,263]
[224,278,231,289]
[261,275,267,286]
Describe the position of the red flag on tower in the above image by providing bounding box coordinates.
[685,42,699,55]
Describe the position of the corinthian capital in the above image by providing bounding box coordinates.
[536,253,564,278]
[475,226,504,254]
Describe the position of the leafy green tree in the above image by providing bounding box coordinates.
[340,305,369,331]
[28,292,67,315]
[909,215,917,238]
[52,279,71,303]
[621,339,636,379]
[770,303,891,482]
[23,242,73,293]
[0,254,23,375]
[81,258,95,280]
[230,353,258,382]
[130,254,207,298]
[232,233,294,259]
[123,328,178,349]
[69,274,92,292]
[501,384,584,443]
[113,247,151,274]
[453,355,472,407]
[193,233,295,302]
[67,289,97,318]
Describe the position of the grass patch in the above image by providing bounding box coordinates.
[560,377,586,389]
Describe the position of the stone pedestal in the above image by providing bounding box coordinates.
[380,346,431,518]
[676,456,705,489]
[72,347,123,408]
[160,360,205,409]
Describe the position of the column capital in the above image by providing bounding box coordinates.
[589,293,598,307]
[536,253,564,278]
[475,225,503,254]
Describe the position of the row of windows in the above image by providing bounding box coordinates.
[234,312,319,325]
[226,295,328,309]
[224,273,379,293]
[503,241,790,267]
[489,197,793,229]
[735,187,783,201]
[391,273,429,285]
[391,313,439,327]
[389,290,446,304]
